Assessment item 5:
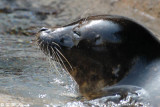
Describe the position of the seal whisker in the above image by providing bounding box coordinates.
[50,47,58,61]
[40,43,45,52]
[54,47,73,71]
[52,42,61,50]
[55,51,66,74]
[55,49,69,74]
[55,49,77,84]
[46,43,50,55]
[36,39,42,46]
[50,47,60,74]
[35,39,39,46]
[51,46,70,76]
[43,43,49,56]
[36,38,41,43]
[35,37,39,44]
[38,39,43,44]
[38,41,43,47]
[40,40,45,51]
[44,43,49,56]
[51,47,64,73]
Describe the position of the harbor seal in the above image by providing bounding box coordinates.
[36,15,160,105]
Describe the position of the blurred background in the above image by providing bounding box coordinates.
[0,0,160,106]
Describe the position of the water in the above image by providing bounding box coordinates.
[0,33,79,106]
[56,87,152,107]
[0,0,160,106]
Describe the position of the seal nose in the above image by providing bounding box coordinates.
[39,27,48,32]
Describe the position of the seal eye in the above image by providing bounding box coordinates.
[60,38,64,43]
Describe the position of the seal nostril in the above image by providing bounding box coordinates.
[39,27,48,32]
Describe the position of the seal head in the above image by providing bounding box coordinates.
[36,15,160,101]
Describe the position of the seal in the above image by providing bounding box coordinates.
[36,15,160,105]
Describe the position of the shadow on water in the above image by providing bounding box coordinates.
[0,0,160,106]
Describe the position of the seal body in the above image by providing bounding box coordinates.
[36,15,160,105]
